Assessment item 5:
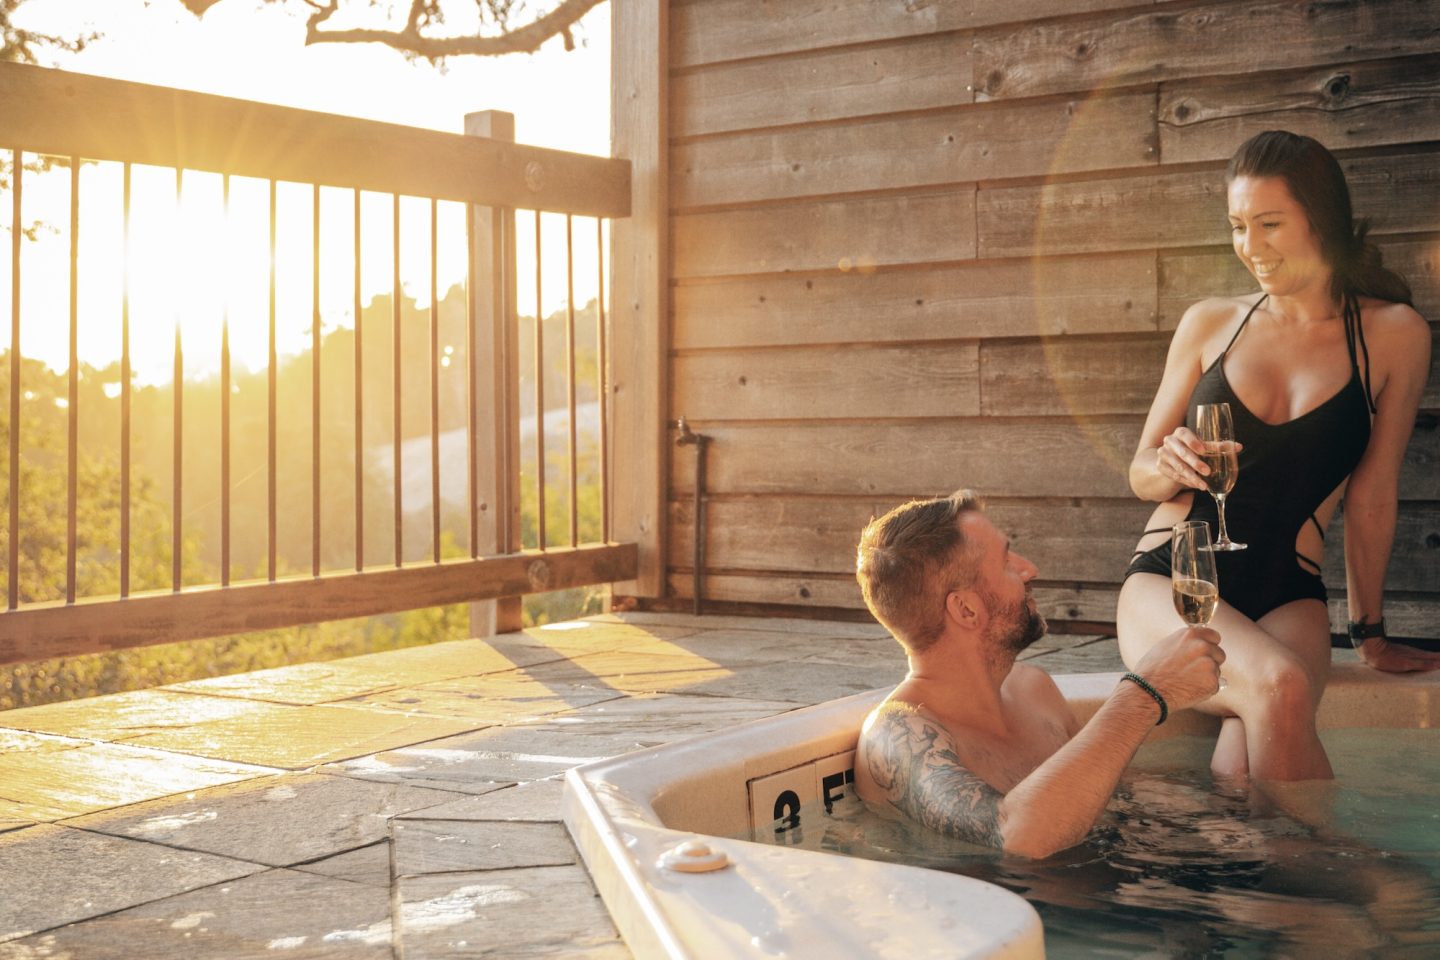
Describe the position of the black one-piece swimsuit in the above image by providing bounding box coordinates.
[1124,295,1374,622]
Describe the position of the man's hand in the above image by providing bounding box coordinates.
[1131,626,1225,711]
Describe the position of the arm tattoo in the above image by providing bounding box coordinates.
[865,705,1005,848]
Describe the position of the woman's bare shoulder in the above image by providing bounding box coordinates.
[1172,295,1257,353]
[1360,297,1429,342]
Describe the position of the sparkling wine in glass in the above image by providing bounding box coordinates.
[1195,402,1246,551]
[1173,520,1225,690]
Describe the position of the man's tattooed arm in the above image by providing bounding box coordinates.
[864,703,1005,848]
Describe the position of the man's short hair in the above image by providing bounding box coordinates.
[855,490,985,653]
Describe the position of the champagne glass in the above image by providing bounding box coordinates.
[1195,402,1245,551]
[1173,520,1225,690]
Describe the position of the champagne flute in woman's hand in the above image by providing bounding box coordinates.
[1195,402,1246,551]
[1173,520,1226,690]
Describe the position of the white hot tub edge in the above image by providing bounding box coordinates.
[563,664,1439,959]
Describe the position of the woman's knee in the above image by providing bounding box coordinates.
[1247,653,1323,717]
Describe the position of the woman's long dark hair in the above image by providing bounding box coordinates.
[1225,130,1412,307]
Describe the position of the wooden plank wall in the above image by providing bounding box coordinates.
[659,0,1440,639]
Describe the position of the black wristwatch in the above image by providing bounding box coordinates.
[1348,617,1386,647]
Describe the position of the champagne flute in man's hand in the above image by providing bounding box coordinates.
[1195,402,1245,551]
[1173,520,1226,691]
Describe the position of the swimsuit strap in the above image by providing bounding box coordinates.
[1130,527,1174,560]
[1308,514,1326,541]
[1296,551,1323,575]
[1342,293,1378,414]
[1222,294,1269,356]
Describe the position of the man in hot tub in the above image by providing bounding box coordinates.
[854,490,1225,860]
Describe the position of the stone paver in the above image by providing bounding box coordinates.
[396,865,626,960]
[0,729,273,822]
[292,840,393,887]
[0,824,262,943]
[0,612,1131,957]
[0,868,392,959]
[393,818,578,875]
[321,725,639,792]
[517,692,806,745]
[396,777,567,822]
[339,670,625,726]
[64,772,468,866]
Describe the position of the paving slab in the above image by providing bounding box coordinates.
[0,867,391,959]
[0,824,263,943]
[114,701,481,769]
[516,649,740,696]
[397,865,625,959]
[396,778,568,823]
[0,689,267,742]
[519,692,806,744]
[163,637,560,705]
[393,818,578,875]
[482,619,709,661]
[618,628,904,671]
[642,658,901,705]
[338,670,625,725]
[322,725,633,791]
[64,772,466,866]
[292,840,393,888]
[607,611,889,639]
[0,729,273,822]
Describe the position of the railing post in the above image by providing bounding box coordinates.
[610,0,669,601]
[466,109,524,637]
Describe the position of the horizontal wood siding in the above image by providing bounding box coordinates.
[661,0,1440,639]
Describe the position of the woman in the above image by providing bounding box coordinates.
[1117,130,1436,782]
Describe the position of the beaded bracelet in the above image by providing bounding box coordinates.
[1120,672,1168,726]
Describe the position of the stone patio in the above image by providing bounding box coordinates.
[0,612,1190,957]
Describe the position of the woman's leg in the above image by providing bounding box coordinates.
[1117,574,1333,781]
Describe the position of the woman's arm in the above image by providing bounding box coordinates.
[1344,302,1437,672]
[1130,300,1232,502]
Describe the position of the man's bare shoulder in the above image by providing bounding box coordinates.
[855,697,1005,848]
[1004,662,1077,734]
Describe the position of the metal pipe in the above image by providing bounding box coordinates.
[675,417,710,616]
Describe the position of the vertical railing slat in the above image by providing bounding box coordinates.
[312,184,321,577]
[220,174,231,587]
[8,149,22,610]
[392,192,402,567]
[120,163,132,597]
[466,202,477,559]
[534,209,545,551]
[596,217,609,544]
[430,198,440,564]
[565,214,577,547]
[353,187,363,572]
[268,179,277,582]
[66,156,78,605]
[173,170,183,591]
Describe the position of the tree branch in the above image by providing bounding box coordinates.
[303,0,604,59]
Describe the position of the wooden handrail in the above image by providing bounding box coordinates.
[0,62,630,218]
[0,543,636,665]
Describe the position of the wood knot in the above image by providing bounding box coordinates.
[527,559,552,590]
[1325,74,1351,101]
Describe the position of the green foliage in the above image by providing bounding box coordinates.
[0,291,609,709]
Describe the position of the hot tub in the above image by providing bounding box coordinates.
[563,663,1439,958]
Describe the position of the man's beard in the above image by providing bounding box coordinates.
[984,588,1047,655]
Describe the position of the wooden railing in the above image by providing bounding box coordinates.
[0,61,635,664]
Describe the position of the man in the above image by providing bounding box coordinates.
[854,491,1225,859]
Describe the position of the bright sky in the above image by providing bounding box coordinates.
[3,0,611,383]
